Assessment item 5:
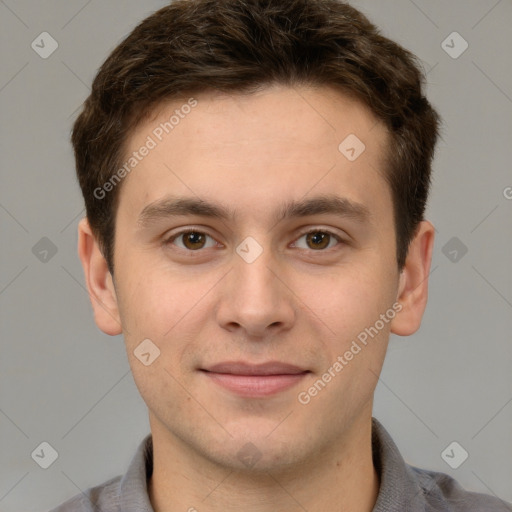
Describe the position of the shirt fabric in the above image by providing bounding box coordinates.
[49,417,512,511]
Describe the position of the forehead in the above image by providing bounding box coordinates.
[146,85,385,155]
[117,85,392,226]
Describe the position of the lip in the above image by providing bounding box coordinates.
[200,361,310,397]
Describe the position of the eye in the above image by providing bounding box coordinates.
[165,228,344,253]
[166,230,218,251]
[292,229,343,251]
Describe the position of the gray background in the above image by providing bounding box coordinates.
[1,1,511,510]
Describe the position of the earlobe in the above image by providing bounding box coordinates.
[77,218,123,336]
[390,220,435,336]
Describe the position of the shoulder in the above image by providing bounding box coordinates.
[48,475,122,512]
[410,465,512,512]
[48,433,153,512]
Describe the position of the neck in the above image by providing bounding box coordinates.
[148,411,380,512]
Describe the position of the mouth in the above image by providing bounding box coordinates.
[199,361,311,397]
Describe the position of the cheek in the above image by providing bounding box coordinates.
[115,261,212,367]
[117,269,195,409]
[116,250,187,324]
[128,353,188,432]
[116,270,162,336]
[305,271,393,402]
[304,265,394,336]
[302,264,397,394]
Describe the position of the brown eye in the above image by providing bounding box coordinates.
[182,232,206,250]
[293,230,342,251]
[306,231,331,250]
[168,231,216,251]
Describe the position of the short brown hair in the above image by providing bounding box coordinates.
[72,0,440,273]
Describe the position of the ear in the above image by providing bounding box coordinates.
[77,218,122,336]
[390,220,435,336]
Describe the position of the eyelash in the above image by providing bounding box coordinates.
[164,227,345,253]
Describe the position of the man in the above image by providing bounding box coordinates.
[52,0,512,510]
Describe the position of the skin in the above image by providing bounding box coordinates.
[78,84,434,512]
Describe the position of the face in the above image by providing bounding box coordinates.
[81,85,430,472]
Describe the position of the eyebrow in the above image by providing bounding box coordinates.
[137,194,371,228]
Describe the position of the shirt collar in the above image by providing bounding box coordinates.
[119,433,154,511]
[117,417,426,511]
[370,417,427,511]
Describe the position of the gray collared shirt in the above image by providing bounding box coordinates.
[49,417,512,511]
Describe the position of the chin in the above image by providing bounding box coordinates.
[203,428,313,474]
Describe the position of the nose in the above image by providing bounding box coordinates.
[215,244,296,339]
